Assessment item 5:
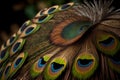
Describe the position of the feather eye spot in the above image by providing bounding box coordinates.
[0,49,9,63]
[33,14,53,24]
[48,7,56,14]
[60,2,74,10]
[50,19,92,46]
[38,15,48,22]
[72,53,98,79]
[10,39,26,56]
[95,31,120,56]
[25,27,34,35]
[44,57,67,80]
[17,20,31,35]
[62,21,91,40]
[30,55,51,78]
[51,62,64,72]
[20,24,40,38]
[77,59,93,67]
[0,49,6,59]
[1,63,12,80]
[44,5,59,14]
[6,34,18,47]
[9,36,15,44]
[12,42,21,53]
[61,4,70,10]
[99,37,114,47]
[21,22,28,32]
[5,66,11,76]
[14,57,22,68]
[38,58,46,68]
[9,52,28,78]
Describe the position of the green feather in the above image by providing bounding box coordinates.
[10,39,26,56]
[9,52,28,78]
[32,14,54,24]
[0,48,9,64]
[6,34,18,47]
[17,20,31,35]
[44,57,67,80]
[72,53,98,79]
[20,24,40,38]
[30,54,52,78]
[44,5,59,14]
[94,31,120,56]
[62,21,92,40]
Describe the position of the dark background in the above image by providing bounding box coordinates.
[0,0,119,42]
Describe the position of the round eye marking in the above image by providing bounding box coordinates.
[1,63,12,80]
[1,34,18,50]
[14,57,22,68]
[38,15,48,23]
[0,49,7,59]
[44,57,67,80]
[38,57,47,68]
[25,27,34,35]
[0,49,9,63]
[32,14,53,24]
[60,2,74,11]
[48,7,56,14]
[99,37,114,47]
[30,58,46,78]
[95,31,120,56]
[20,24,40,38]
[61,21,91,40]
[77,59,93,67]
[30,54,52,78]
[10,39,26,56]
[51,62,64,72]
[17,20,31,35]
[44,5,59,14]
[21,22,28,32]
[9,52,28,78]
[72,53,98,79]
[13,42,21,53]
[5,65,11,75]
[50,19,92,46]
[9,36,15,44]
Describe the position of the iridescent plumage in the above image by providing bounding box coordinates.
[0,0,120,80]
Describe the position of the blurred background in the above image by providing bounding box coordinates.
[0,0,119,45]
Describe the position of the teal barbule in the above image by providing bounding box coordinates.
[62,21,92,40]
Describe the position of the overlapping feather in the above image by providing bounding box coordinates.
[0,0,120,80]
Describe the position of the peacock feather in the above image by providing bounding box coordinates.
[0,0,120,80]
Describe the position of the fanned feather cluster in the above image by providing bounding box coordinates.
[0,0,120,80]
